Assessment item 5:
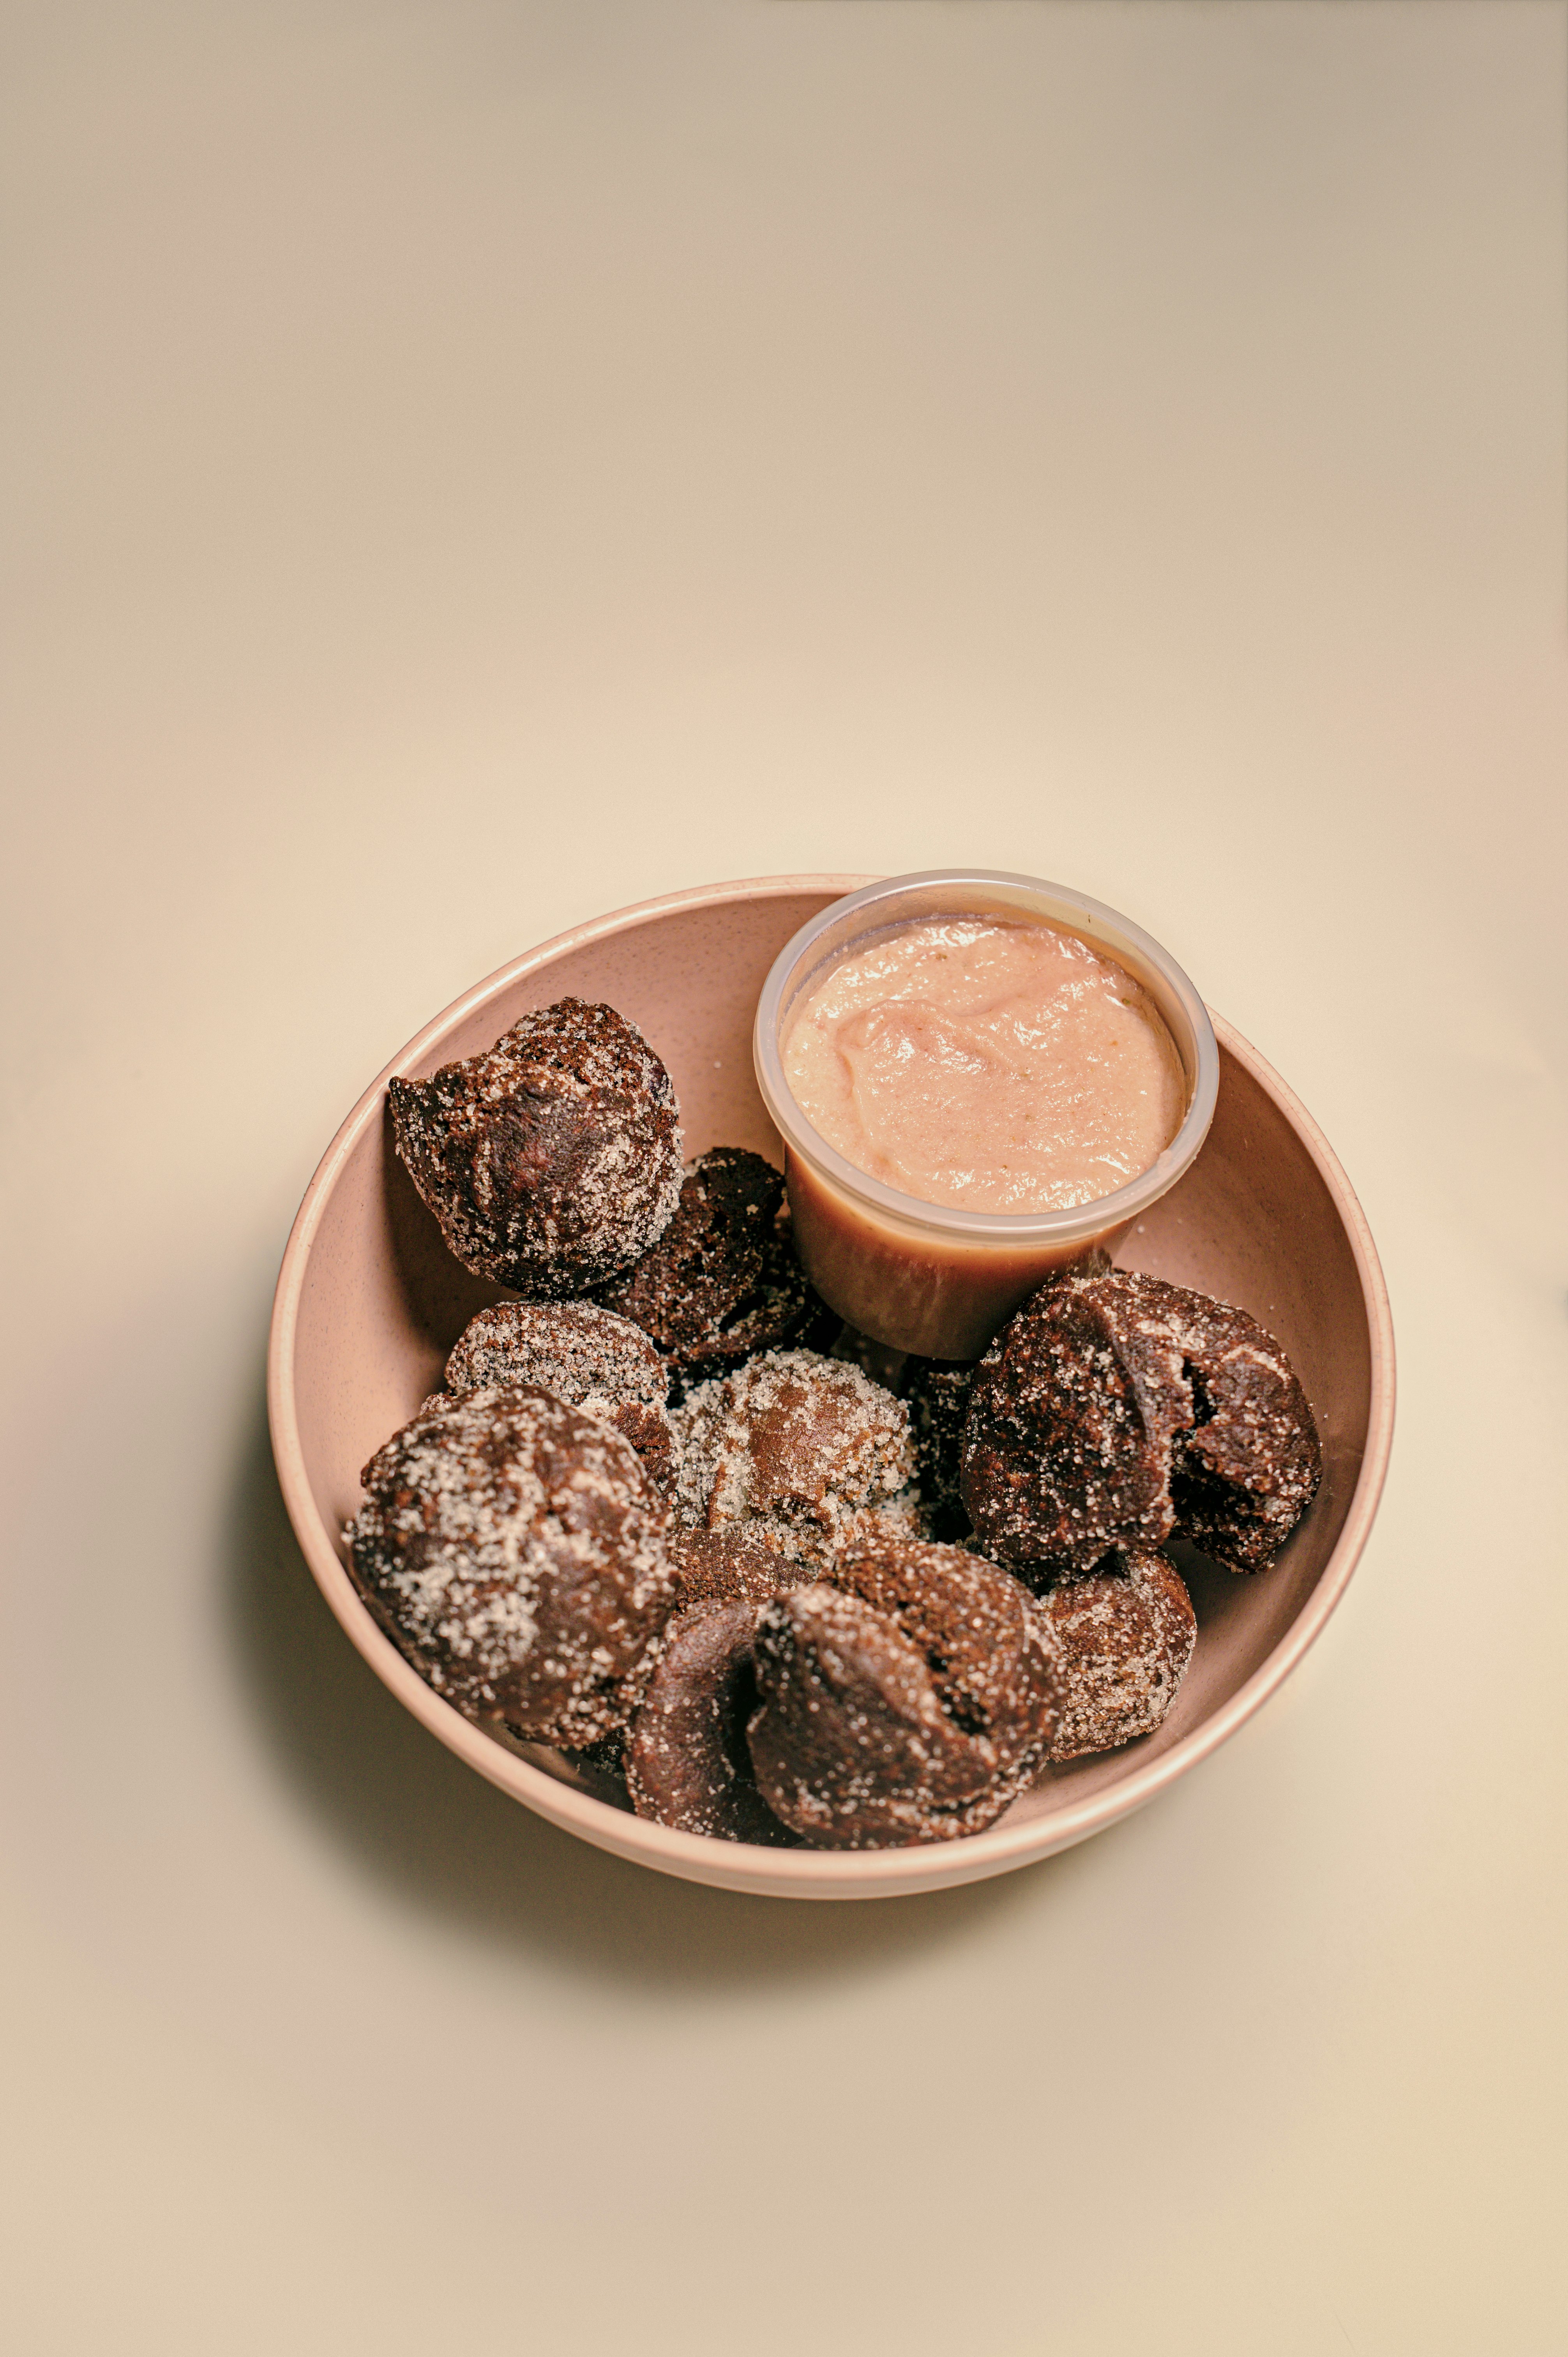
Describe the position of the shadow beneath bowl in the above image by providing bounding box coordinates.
[223,1382,1046,1991]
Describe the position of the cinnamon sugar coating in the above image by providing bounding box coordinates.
[901,1358,978,1542]
[445,1299,675,1490]
[388,998,682,1297]
[900,1257,1110,1546]
[1162,1288,1322,1571]
[961,1270,1320,1579]
[672,1348,920,1569]
[596,1147,819,1378]
[348,1385,675,1746]
[669,1527,812,1608]
[626,1601,800,1845]
[747,1537,1058,1848]
[1036,1546,1196,1760]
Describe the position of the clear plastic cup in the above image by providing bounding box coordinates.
[753,869,1220,1359]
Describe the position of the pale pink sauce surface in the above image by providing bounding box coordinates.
[783,918,1186,1214]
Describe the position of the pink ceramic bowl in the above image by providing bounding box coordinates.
[267,876,1395,1901]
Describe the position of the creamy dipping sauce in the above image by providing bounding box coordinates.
[783,917,1186,1215]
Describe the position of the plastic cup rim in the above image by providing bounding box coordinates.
[752,868,1221,1246]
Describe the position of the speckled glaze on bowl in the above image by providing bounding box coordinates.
[267,876,1395,1901]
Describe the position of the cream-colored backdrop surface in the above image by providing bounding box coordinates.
[4,4,1565,2350]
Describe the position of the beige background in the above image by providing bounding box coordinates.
[4,3,1566,2350]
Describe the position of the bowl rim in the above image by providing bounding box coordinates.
[267,874,1397,1902]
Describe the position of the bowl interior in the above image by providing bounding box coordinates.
[275,878,1387,1892]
